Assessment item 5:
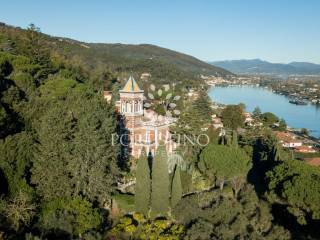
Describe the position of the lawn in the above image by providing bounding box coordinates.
[113,191,135,213]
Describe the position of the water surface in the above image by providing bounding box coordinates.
[209,86,320,138]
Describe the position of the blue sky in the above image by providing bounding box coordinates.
[1,0,319,63]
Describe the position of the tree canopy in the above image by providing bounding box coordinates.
[267,160,320,225]
[221,104,245,129]
[199,143,251,196]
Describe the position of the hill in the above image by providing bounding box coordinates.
[210,59,320,76]
[86,42,230,76]
[0,22,231,89]
[51,38,232,86]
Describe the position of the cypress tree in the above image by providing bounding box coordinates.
[171,166,182,208]
[271,143,281,162]
[135,148,151,215]
[232,130,238,148]
[151,145,170,218]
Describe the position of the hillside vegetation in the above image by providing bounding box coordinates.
[0,22,231,91]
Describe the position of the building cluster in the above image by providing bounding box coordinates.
[211,114,223,129]
[203,75,260,86]
[274,131,318,153]
[272,81,320,105]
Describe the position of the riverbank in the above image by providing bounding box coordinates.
[209,85,320,139]
[260,80,320,106]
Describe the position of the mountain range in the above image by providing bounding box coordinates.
[210,59,320,75]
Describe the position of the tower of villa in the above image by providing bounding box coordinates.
[118,76,176,158]
[119,76,144,129]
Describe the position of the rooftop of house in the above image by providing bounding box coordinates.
[294,145,317,153]
[274,131,301,143]
[304,157,320,166]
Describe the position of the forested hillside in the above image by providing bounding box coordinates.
[85,43,231,76]
[0,22,231,91]
[0,23,121,238]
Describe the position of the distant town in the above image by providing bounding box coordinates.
[200,73,320,167]
[203,74,320,105]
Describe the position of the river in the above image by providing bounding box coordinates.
[208,86,320,138]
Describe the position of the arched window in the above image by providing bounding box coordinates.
[126,101,130,112]
[134,100,138,112]
[121,101,125,112]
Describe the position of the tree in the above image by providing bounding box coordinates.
[0,132,34,196]
[135,148,151,215]
[24,24,50,66]
[151,145,170,218]
[192,91,213,118]
[252,106,262,119]
[232,130,238,148]
[68,95,119,205]
[15,23,55,83]
[261,112,279,126]
[0,54,13,77]
[0,104,7,132]
[198,143,251,197]
[171,166,182,208]
[173,185,290,240]
[184,218,214,240]
[39,196,101,237]
[31,101,75,201]
[221,104,245,130]
[267,160,320,225]
[171,91,212,137]
[110,214,185,239]
[32,93,118,203]
[11,72,36,97]
[301,128,309,135]
[170,93,213,166]
[278,118,287,131]
[31,75,118,204]
[4,190,36,231]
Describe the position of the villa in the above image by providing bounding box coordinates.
[115,76,176,158]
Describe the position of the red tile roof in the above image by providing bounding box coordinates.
[304,158,320,166]
[274,131,301,144]
[294,145,317,153]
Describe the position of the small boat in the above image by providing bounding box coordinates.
[289,99,307,105]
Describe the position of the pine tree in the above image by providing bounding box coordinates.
[32,89,119,204]
[151,145,170,218]
[171,166,182,208]
[32,103,74,201]
[135,148,151,215]
[25,24,50,66]
[252,106,261,118]
[69,95,119,205]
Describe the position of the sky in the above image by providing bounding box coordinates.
[1,0,320,63]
